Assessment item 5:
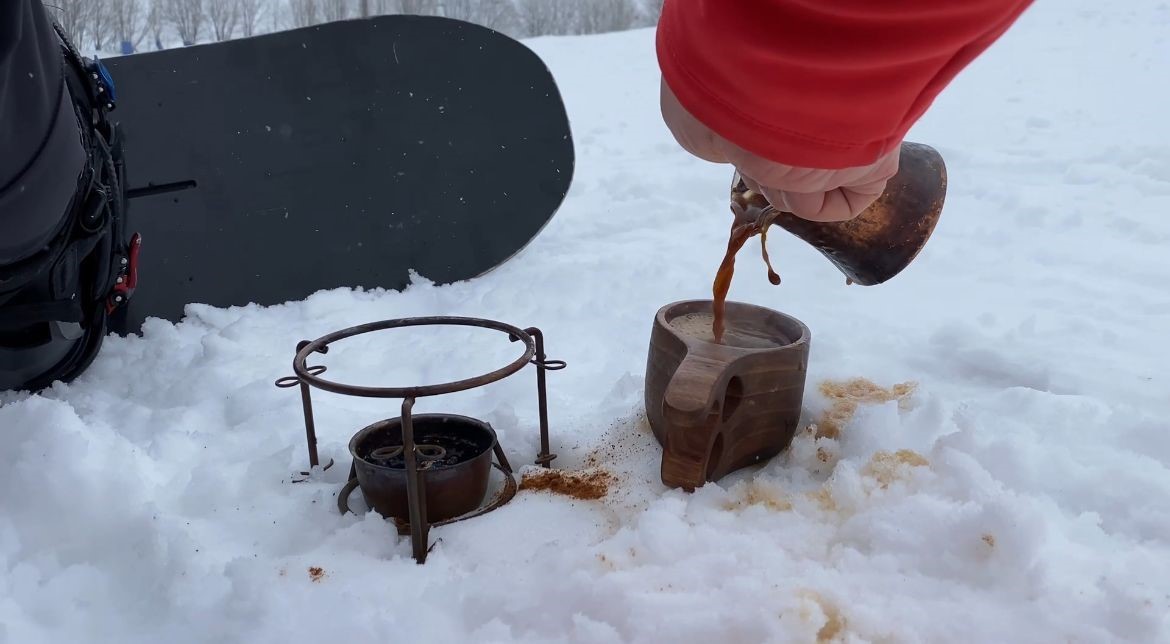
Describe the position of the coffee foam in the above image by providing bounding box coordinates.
[669,312,788,349]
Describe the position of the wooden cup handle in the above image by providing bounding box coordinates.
[662,352,728,426]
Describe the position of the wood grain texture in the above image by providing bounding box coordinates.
[645,300,811,490]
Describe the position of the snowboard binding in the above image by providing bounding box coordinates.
[0,20,140,393]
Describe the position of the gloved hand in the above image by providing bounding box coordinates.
[660,79,899,223]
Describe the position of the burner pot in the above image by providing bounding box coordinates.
[349,414,496,523]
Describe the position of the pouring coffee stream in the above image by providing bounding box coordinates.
[711,214,780,344]
[709,141,949,344]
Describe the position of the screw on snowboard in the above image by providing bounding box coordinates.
[102,15,574,335]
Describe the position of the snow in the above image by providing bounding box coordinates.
[4,2,1170,642]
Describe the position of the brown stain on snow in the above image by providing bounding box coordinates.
[863,449,930,488]
[809,487,837,512]
[724,479,793,512]
[814,378,917,439]
[798,591,848,643]
[819,605,846,643]
[520,468,615,500]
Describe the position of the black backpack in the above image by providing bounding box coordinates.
[0,21,139,393]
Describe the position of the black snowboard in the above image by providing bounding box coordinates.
[102,15,574,335]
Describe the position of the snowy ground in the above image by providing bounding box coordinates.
[5,2,1170,643]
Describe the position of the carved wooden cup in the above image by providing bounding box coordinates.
[644,299,811,490]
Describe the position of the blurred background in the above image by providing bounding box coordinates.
[46,0,666,55]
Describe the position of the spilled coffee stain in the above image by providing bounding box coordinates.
[597,553,617,571]
[815,378,917,439]
[520,468,614,500]
[308,566,326,583]
[809,487,837,512]
[862,449,930,488]
[575,415,667,517]
[583,416,655,471]
[799,591,847,643]
[724,479,793,512]
[818,605,846,643]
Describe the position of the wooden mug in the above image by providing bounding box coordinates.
[644,299,811,490]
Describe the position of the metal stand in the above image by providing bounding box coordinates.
[276,316,565,564]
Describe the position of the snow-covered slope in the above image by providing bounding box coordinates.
[4,2,1169,642]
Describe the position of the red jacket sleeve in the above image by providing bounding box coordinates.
[656,0,1034,169]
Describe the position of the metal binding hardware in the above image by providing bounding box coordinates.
[89,56,117,110]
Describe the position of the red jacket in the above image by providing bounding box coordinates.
[656,0,1035,169]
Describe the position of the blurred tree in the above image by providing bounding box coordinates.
[578,0,638,34]
[49,0,90,49]
[91,0,113,49]
[239,0,266,36]
[145,0,166,48]
[289,0,319,26]
[321,0,349,22]
[165,0,205,45]
[109,0,149,52]
[515,0,576,37]
[443,0,518,35]
[207,0,241,40]
[398,0,438,16]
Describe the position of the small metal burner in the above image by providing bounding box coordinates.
[276,316,565,564]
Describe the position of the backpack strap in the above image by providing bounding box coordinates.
[0,18,140,392]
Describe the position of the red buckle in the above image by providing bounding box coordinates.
[106,232,141,313]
